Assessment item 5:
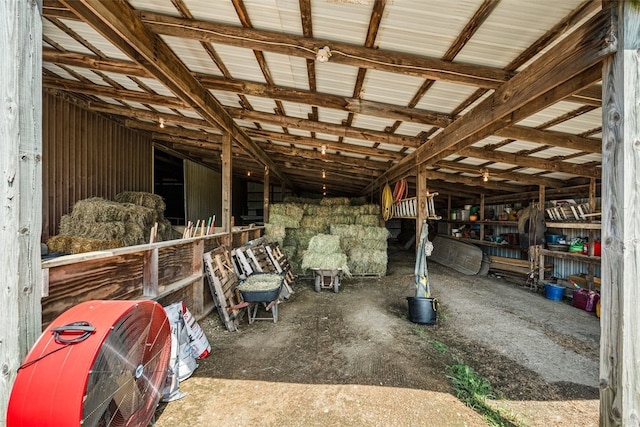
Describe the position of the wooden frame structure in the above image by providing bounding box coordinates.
[4,1,640,424]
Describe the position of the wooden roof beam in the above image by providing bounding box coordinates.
[138,11,511,89]
[362,8,613,193]
[60,0,293,189]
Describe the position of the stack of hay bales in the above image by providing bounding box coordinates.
[263,203,304,272]
[47,191,177,254]
[301,234,350,276]
[264,197,388,276]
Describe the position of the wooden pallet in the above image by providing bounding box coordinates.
[204,246,247,332]
[265,243,295,290]
[232,242,295,299]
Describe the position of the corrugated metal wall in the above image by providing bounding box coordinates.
[42,92,153,241]
[184,160,222,226]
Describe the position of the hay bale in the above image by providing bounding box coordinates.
[329,214,355,225]
[341,238,387,254]
[115,191,166,213]
[302,234,350,275]
[347,249,387,276]
[320,197,350,206]
[303,204,332,216]
[307,234,341,254]
[70,237,123,254]
[46,235,73,253]
[330,224,389,241]
[301,252,350,275]
[299,215,330,231]
[67,198,131,223]
[355,214,379,226]
[264,224,286,245]
[269,203,304,222]
[268,213,302,229]
[60,216,126,241]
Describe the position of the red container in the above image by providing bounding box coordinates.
[594,240,601,256]
[572,289,600,312]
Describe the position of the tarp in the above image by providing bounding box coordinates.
[414,221,433,298]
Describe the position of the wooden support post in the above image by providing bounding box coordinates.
[416,164,427,249]
[479,194,485,241]
[600,2,640,424]
[221,132,232,237]
[447,194,452,236]
[142,247,159,297]
[1,0,42,417]
[192,239,204,317]
[263,166,270,224]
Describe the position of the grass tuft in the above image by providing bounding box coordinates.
[446,362,522,427]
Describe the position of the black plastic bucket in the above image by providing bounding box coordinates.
[407,297,438,324]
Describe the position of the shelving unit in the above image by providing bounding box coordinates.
[538,221,601,289]
[444,220,524,252]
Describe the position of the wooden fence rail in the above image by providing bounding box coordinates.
[40,226,263,328]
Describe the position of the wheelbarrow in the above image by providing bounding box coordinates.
[311,268,342,293]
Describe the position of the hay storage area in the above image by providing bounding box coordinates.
[47,192,179,254]
[264,197,388,276]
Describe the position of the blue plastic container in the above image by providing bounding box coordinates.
[544,283,564,301]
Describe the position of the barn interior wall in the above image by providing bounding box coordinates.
[42,91,153,241]
[184,159,222,227]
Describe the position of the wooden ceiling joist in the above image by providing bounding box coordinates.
[137,11,512,89]
[363,9,612,193]
[59,0,293,189]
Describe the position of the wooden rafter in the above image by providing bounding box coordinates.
[59,0,293,190]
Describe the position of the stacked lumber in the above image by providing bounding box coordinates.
[489,255,552,286]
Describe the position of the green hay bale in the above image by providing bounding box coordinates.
[307,234,341,254]
[264,224,286,245]
[347,249,387,276]
[329,214,355,225]
[299,215,330,232]
[301,251,350,276]
[330,224,389,241]
[303,204,332,216]
[341,237,388,254]
[268,213,301,229]
[115,191,166,213]
[269,203,304,222]
[355,215,379,226]
[361,204,381,215]
[320,197,350,206]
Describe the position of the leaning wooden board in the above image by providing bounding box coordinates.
[429,235,484,275]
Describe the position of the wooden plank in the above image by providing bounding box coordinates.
[600,2,640,425]
[41,253,145,326]
[140,11,511,89]
[1,0,42,412]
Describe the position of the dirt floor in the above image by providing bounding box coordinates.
[153,241,600,426]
